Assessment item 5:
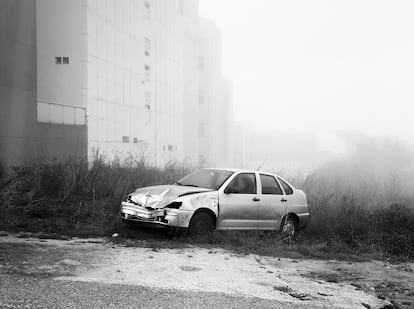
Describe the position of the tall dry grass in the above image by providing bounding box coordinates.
[291,138,414,258]
[0,155,192,236]
[0,138,413,258]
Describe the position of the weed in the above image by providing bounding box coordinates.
[1,147,413,259]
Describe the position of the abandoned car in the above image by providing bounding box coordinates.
[120,168,309,235]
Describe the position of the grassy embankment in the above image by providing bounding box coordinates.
[1,140,413,260]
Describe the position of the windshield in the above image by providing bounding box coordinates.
[176,169,234,190]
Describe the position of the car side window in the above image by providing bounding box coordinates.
[226,173,256,194]
[277,177,293,195]
[260,174,283,195]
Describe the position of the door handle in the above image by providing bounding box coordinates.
[281,198,287,202]
[252,197,260,202]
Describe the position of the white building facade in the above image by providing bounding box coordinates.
[1,0,232,167]
[198,19,233,166]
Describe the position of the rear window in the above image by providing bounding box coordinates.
[260,174,283,195]
[277,177,293,195]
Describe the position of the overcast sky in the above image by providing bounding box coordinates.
[199,0,414,147]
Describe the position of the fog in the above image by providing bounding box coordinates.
[200,0,414,166]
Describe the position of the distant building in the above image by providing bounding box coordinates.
[198,19,233,167]
[0,0,232,166]
[232,122,247,168]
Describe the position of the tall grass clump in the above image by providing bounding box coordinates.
[295,137,414,258]
[0,155,192,236]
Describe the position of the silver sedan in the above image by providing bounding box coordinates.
[120,168,309,235]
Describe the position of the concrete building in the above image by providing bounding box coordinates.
[198,19,232,167]
[0,0,87,164]
[0,0,231,166]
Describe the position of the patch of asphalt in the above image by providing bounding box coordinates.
[0,236,110,279]
[0,273,314,309]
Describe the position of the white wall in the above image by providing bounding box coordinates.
[198,19,232,167]
[36,0,87,121]
[87,0,200,165]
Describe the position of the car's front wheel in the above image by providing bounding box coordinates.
[188,212,214,236]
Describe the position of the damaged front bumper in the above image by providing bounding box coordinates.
[120,201,192,228]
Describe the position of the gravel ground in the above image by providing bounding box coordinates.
[1,234,412,308]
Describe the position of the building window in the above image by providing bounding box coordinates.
[63,106,75,125]
[122,136,130,143]
[75,108,86,125]
[37,101,86,126]
[37,102,50,122]
[168,145,173,152]
[145,104,151,110]
[133,137,139,144]
[145,64,150,82]
[55,56,70,64]
[50,104,63,124]
[144,37,151,56]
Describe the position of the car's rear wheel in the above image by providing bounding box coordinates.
[188,212,214,236]
[280,215,298,237]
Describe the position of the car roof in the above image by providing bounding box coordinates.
[200,167,296,189]
[203,167,277,175]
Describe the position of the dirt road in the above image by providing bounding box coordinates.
[1,234,413,308]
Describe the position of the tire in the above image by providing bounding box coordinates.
[280,215,298,237]
[188,212,214,236]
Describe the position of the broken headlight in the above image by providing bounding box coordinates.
[165,201,182,209]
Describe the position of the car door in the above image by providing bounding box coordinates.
[257,174,287,229]
[217,172,260,229]
[277,176,294,207]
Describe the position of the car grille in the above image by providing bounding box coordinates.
[122,213,156,221]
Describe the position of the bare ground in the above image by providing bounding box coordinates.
[0,233,413,308]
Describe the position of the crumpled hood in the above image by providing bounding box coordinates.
[129,185,213,209]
